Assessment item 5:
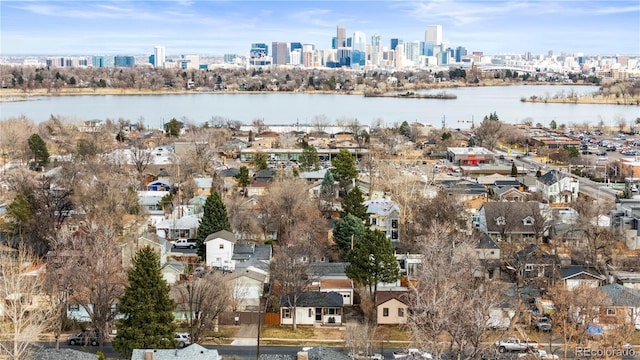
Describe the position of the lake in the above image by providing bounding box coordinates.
[1,85,638,129]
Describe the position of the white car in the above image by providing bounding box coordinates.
[392,349,433,359]
[175,332,191,348]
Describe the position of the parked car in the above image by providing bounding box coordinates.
[67,330,99,346]
[535,317,552,332]
[494,338,538,353]
[175,332,191,348]
[171,238,197,249]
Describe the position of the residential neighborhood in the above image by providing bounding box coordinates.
[0,114,639,360]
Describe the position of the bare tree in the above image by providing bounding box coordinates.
[129,142,153,190]
[49,220,126,351]
[0,247,53,360]
[171,271,230,343]
[252,118,269,134]
[311,114,330,133]
[345,322,377,358]
[475,118,503,150]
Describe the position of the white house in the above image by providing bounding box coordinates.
[280,291,343,326]
[364,198,401,243]
[227,266,268,311]
[536,170,579,204]
[560,266,605,290]
[204,230,237,270]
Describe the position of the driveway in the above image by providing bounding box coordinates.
[230,324,258,346]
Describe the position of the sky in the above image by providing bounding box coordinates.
[1,0,639,57]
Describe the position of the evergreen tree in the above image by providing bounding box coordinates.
[235,166,251,196]
[333,213,366,256]
[113,247,176,358]
[299,145,320,172]
[340,186,369,222]
[27,133,49,167]
[346,230,400,296]
[398,121,411,138]
[320,170,337,198]
[164,118,181,137]
[331,149,358,192]
[196,190,231,259]
[511,162,518,177]
[251,152,269,171]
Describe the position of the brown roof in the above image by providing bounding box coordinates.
[375,290,410,306]
[320,279,353,290]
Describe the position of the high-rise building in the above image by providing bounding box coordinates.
[390,38,399,51]
[114,55,135,67]
[272,42,289,65]
[454,46,467,62]
[351,31,366,67]
[250,43,268,57]
[370,34,382,67]
[405,41,420,66]
[290,42,302,52]
[425,25,442,46]
[154,46,166,68]
[336,25,346,48]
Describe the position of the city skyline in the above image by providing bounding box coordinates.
[1,0,639,57]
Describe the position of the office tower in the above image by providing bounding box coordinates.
[290,42,302,52]
[224,54,238,63]
[272,42,289,65]
[250,43,268,57]
[114,55,135,67]
[154,46,166,68]
[395,44,405,68]
[290,49,302,65]
[337,25,346,48]
[370,34,382,67]
[337,47,352,67]
[351,31,366,67]
[424,25,442,46]
[455,46,467,62]
[403,41,420,66]
[390,38,399,51]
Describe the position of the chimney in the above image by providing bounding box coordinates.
[297,351,309,360]
[144,350,153,360]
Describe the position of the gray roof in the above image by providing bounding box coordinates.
[560,265,605,280]
[32,348,98,360]
[131,344,219,360]
[482,201,542,234]
[477,233,500,249]
[204,230,236,243]
[538,170,566,185]
[219,168,240,178]
[259,347,350,360]
[281,291,344,308]
[308,262,349,278]
[599,284,640,307]
[234,244,272,272]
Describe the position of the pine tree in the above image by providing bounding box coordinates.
[196,190,231,260]
[333,213,366,256]
[113,247,176,358]
[27,133,49,167]
[346,230,400,296]
[511,162,518,177]
[340,186,369,223]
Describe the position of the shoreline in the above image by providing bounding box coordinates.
[0,82,618,105]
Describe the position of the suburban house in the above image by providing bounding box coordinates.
[477,201,551,242]
[506,244,560,285]
[121,235,171,268]
[161,258,185,285]
[137,190,169,225]
[280,291,344,326]
[609,267,640,290]
[560,265,605,290]
[536,170,579,204]
[375,291,410,325]
[364,198,401,243]
[155,214,200,240]
[396,253,423,285]
[204,230,237,270]
[131,344,220,360]
[308,278,355,306]
[596,284,640,330]
[146,179,171,192]
[494,186,529,202]
[609,199,640,250]
[192,177,213,196]
[204,230,272,272]
[476,233,501,280]
[227,266,269,311]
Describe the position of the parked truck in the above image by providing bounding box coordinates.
[171,238,197,249]
[494,338,538,353]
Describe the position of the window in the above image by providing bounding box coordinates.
[309,309,313,318]
[68,304,80,312]
[607,308,616,316]
[391,219,398,229]
[523,216,534,226]
[496,216,506,226]
[219,244,224,249]
[383,308,389,317]
[371,218,377,225]
[327,308,338,315]
[525,264,533,272]
[283,308,291,318]
[398,308,405,317]
[391,230,399,240]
